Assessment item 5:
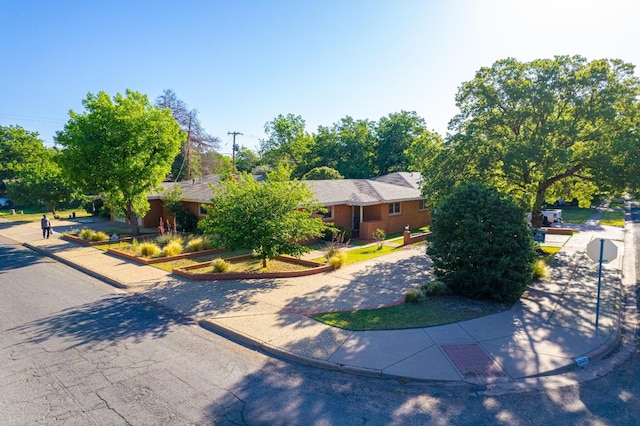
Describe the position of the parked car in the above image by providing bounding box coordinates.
[0,198,14,209]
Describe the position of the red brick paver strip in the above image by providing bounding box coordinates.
[441,344,506,378]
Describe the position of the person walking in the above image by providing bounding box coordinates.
[41,214,51,239]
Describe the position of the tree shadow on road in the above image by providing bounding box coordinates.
[0,242,51,273]
[7,293,191,350]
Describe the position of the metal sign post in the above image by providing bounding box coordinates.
[595,239,604,330]
[586,238,618,332]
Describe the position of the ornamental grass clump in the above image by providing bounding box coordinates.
[184,236,213,253]
[156,234,183,247]
[404,289,422,304]
[421,280,450,296]
[139,242,161,257]
[162,240,183,257]
[212,258,230,273]
[532,259,549,280]
[329,252,347,269]
[80,228,95,240]
[90,231,109,242]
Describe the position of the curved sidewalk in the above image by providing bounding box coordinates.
[0,213,635,386]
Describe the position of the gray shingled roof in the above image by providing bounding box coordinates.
[149,172,425,206]
[303,172,424,206]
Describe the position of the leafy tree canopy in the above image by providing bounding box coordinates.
[259,114,313,177]
[374,111,429,175]
[6,147,77,214]
[0,125,47,182]
[56,89,183,235]
[417,56,640,226]
[197,170,326,267]
[311,117,377,179]
[302,166,344,180]
[235,146,260,173]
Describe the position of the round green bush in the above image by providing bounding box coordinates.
[427,182,536,303]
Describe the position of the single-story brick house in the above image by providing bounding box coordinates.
[144,172,431,238]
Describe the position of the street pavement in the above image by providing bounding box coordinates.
[0,210,636,390]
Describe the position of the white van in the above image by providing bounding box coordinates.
[541,209,562,225]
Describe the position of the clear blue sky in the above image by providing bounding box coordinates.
[2,0,639,155]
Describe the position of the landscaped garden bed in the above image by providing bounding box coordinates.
[173,254,332,280]
[63,232,134,246]
[107,246,223,264]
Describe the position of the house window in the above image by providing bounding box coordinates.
[320,206,333,220]
[419,199,427,211]
[199,204,209,216]
[388,202,401,215]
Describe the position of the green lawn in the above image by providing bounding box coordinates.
[600,210,624,227]
[310,296,511,331]
[560,207,595,224]
[0,208,92,222]
[609,199,625,209]
[314,244,401,265]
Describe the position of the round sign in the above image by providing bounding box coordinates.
[586,238,618,263]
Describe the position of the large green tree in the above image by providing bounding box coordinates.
[314,117,377,179]
[56,90,183,235]
[374,111,428,175]
[302,166,344,180]
[6,147,77,214]
[0,125,47,183]
[418,56,640,226]
[235,146,260,173]
[259,114,313,177]
[1,125,76,211]
[198,170,327,267]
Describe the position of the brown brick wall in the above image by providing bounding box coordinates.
[384,200,431,234]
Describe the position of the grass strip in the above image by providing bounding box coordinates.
[310,296,510,331]
[600,211,624,227]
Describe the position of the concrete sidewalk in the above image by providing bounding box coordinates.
[0,213,635,386]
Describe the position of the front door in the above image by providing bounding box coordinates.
[352,205,361,238]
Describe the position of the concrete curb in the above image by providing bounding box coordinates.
[24,242,129,290]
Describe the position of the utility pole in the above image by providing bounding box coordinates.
[186,112,193,180]
[228,131,242,174]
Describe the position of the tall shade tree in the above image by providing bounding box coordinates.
[156,89,220,180]
[56,90,183,235]
[198,170,327,267]
[0,125,47,183]
[6,148,77,214]
[309,117,377,179]
[374,111,428,175]
[259,114,313,178]
[235,146,260,173]
[302,166,344,180]
[418,56,640,226]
